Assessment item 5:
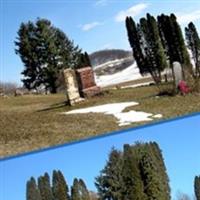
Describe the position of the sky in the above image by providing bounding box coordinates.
[1,0,200,85]
[0,113,200,200]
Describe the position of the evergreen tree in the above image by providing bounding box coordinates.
[139,14,168,83]
[95,148,123,200]
[71,178,81,200]
[185,22,200,77]
[158,14,179,63]
[122,144,146,200]
[139,145,166,200]
[15,18,81,93]
[170,14,192,76]
[149,142,171,200]
[26,177,42,200]
[79,179,90,200]
[38,173,54,200]
[125,16,148,75]
[52,170,70,200]
[194,176,200,200]
[157,14,192,80]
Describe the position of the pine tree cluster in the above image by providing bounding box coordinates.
[26,170,90,200]
[126,13,200,89]
[95,142,170,200]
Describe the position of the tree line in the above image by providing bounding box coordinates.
[26,142,200,200]
[15,18,91,93]
[126,13,200,92]
[26,170,94,200]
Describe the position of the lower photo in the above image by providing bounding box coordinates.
[1,113,200,200]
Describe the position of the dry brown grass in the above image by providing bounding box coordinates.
[1,85,200,158]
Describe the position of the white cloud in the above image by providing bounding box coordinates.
[115,3,148,22]
[81,22,102,31]
[95,0,108,6]
[177,10,200,24]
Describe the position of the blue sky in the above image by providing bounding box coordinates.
[1,0,200,85]
[1,113,200,200]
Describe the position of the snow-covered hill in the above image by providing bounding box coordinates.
[90,49,132,66]
[94,57,134,76]
[95,62,143,87]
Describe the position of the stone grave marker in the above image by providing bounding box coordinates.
[76,66,101,97]
[173,61,183,87]
[63,69,82,105]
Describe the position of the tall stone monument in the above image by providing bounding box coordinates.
[63,69,82,105]
[76,67,101,97]
[173,61,183,87]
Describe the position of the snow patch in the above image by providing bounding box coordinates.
[64,102,162,126]
[121,81,154,89]
[152,114,163,119]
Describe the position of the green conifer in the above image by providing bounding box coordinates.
[26,177,42,200]
[71,178,81,200]
[79,179,90,200]
[125,17,148,75]
[38,173,54,200]
[52,170,70,200]
[122,144,146,200]
[185,22,200,77]
[95,148,123,200]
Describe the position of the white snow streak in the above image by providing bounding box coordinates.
[64,102,162,126]
[120,82,153,89]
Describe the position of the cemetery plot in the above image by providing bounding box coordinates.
[1,84,200,158]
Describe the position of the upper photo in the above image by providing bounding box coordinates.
[1,0,200,158]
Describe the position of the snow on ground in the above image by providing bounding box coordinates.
[95,63,144,87]
[120,81,154,89]
[152,114,163,119]
[64,102,162,126]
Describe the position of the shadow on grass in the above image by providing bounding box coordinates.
[157,90,176,97]
[36,101,68,112]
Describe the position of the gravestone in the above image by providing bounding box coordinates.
[76,67,101,97]
[173,61,183,87]
[63,69,82,105]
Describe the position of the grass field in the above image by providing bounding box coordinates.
[1,84,200,158]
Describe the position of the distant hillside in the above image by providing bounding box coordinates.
[89,49,134,75]
[90,49,132,67]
